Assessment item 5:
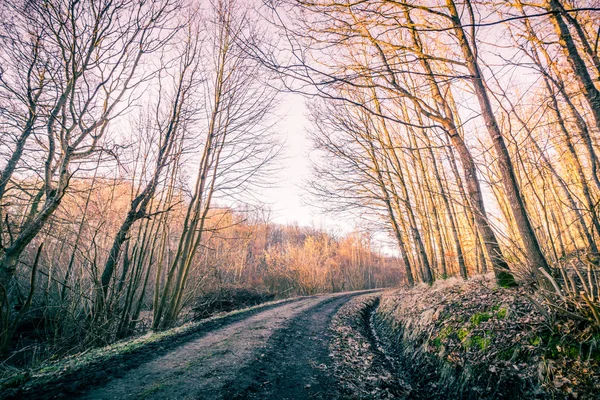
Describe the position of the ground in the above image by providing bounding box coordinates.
[3,279,598,399]
[4,290,395,400]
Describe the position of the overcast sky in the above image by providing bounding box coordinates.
[262,94,317,225]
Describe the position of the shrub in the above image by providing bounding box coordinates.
[192,287,275,320]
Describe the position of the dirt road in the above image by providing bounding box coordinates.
[74,291,369,399]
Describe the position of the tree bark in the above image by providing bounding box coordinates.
[547,0,600,134]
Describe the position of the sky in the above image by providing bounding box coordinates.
[261,93,351,232]
[233,1,537,237]
[263,94,316,226]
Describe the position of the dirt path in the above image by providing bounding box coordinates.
[221,294,353,399]
[76,291,365,400]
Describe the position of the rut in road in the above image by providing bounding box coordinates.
[75,292,362,400]
[222,294,354,400]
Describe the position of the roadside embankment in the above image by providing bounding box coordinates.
[370,275,600,399]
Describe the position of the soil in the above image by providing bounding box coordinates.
[9,277,589,400]
[328,294,415,399]
[6,297,303,400]
[374,276,600,399]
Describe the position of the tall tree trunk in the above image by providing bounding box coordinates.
[547,0,600,134]
[447,0,550,278]
[374,100,434,284]
[402,6,513,284]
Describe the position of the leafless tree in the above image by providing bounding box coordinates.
[153,0,280,329]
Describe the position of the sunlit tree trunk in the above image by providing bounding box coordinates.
[547,0,600,136]
[447,0,550,279]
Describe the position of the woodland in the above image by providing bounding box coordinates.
[0,0,599,379]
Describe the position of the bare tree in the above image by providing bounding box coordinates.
[0,0,180,291]
[153,0,280,329]
[0,0,182,353]
[97,16,202,317]
[264,0,518,285]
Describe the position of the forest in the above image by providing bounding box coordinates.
[0,0,599,389]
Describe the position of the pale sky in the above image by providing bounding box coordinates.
[254,14,523,236]
[264,94,315,226]
[262,93,351,232]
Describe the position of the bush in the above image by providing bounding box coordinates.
[192,287,275,320]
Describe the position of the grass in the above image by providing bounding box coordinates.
[376,275,600,399]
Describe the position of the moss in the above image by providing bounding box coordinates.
[565,345,580,359]
[496,271,518,288]
[470,312,491,326]
[496,307,508,319]
[469,334,492,351]
[498,347,515,361]
[432,325,454,350]
[528,336,541,346]
[542,333,561,359]
[457,327,470,342]
[545,346,560,359]
[439,325,453,339]
[537,329,600,362]
[542,333,582,360]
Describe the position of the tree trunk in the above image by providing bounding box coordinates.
[547,0,600,134]
[447,0,550,279]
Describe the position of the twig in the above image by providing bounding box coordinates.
[580,291,600,327]
[539,267,564,301]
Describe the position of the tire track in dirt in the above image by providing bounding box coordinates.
[222,293,359,400]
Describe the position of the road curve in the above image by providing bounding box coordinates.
[77,291,368,400]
